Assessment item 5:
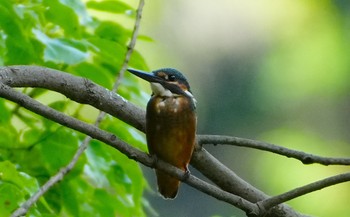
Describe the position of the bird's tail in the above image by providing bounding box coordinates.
[156,169,180,199]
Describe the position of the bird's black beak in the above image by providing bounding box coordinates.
[127,68,163,83]
[127,68,186,95]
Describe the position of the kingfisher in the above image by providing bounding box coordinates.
[127,68,197,199]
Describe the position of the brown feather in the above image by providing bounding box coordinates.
[146,95,196,199]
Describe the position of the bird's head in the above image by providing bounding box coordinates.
[127,68,195,99]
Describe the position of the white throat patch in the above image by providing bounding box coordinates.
[150,83,173,97]
[150,82,197,106]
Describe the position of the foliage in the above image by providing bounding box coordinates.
[0,0,148,216]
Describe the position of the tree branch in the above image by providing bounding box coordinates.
[258,172,350,213]
[191,146,303,216]
[0,65,146,131]
[0,82,260,216]
[2,65,334,216]
[198,135,350,165]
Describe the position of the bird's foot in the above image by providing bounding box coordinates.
[181,166,191,181]
[149,154,158,168]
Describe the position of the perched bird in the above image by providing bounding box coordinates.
[127,68,197,199]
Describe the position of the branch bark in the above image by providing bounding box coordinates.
[258,172,350,211]
[4,65,347,216]
[0,82,259,215]
[0,66,146,131]
[198,135,350,165]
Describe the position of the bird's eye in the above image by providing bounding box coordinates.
[168,74,176,81]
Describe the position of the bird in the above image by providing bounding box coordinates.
[127,68,197,199]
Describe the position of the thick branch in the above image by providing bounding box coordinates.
[0,65,313,216]
[198,135,350,165]
[0,66,146,131]
[0,82,259,215]
[191,146,302,216]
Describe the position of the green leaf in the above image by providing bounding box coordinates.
[0,183,24,217]
[88,37,125,69]
[7,145,49,181]
[0,3,23,40]
[71,62,114,88]
[0,2,45,64]
[20,128,42,148]
[92,189,115,216]
[85,138,146,216]
[87,0,133,14]
[0,1,150,216]
[60,180,79,216]
[39,128,78,172]
[48,100,68,112]
[101,117,147,151]
[0,161,40,215]
[5,37,44,65]
[95,21,130,44]
[129,50,148,70]
[68,178,95,216]
[137,35,154,42]
[59,0,91,25]
[85,141,112,187]
[43,0,81,37]
[33,29,89,64]
[0,125,18,149]
[0,99,10,124]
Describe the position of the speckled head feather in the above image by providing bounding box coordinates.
[127,67,194,99]
[152,68,192,93]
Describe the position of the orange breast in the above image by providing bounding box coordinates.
[146,95,196,169]
[146,95,196,198]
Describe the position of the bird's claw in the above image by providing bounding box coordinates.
[149,154,158,168]
[181,166,191,181]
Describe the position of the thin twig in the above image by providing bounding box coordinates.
[10,135,92,217]
[198,135,350,166]
[258,172,350,214]
[10,1,145,216]
[112,0,145,92]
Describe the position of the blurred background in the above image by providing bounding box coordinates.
[135,0,350,216]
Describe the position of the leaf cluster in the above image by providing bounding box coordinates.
[0,1,148,216]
